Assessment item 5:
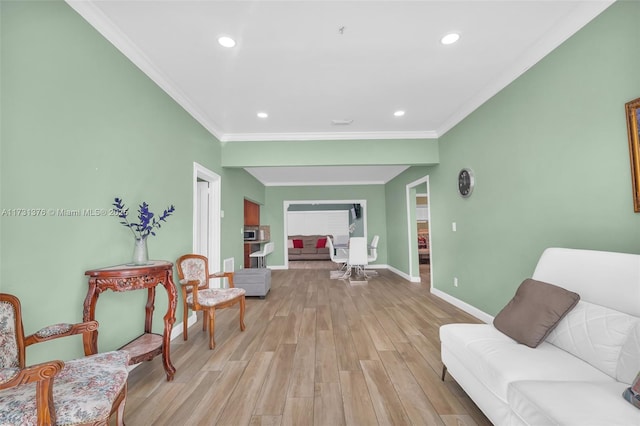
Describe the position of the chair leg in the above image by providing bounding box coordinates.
[183,305,189,341]
[114,383,127,426]
[239,296,246,331]
[441,365,447,381]
[208,308,216,350]
[203,310,208,332]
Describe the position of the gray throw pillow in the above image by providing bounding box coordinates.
[493,278,580,348]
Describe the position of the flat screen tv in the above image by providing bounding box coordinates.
[351,204,361,219]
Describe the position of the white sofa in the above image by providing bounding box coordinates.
[440,248,640,425]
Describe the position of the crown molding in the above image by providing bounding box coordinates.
[67,1,439,144]
[65,0,226,141]
[66,0,613,144]
[221,130,438,142]
[261,179,390,187]
[436,0,615,137]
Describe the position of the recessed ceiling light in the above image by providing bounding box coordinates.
[257,112,268,118]
[394,110,405,117]
[331,119,353,125]
[218,36,236,48]
[441,33,460,45]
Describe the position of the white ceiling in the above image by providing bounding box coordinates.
[245,165,410,186]
[67,0,613,185]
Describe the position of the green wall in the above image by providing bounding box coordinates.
[411,0,640,316]
[385,166,434,277]
[223,167,265,267]
[264,185,387,266]
[3,0,639,366]
[0,0,255,363]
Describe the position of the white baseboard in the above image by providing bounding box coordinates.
[383,266,492,323]
[364,264,386,269]
[270,265,288,270]
[386,264,417,282]
[430,288,493,324]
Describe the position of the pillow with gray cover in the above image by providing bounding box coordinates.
[493,278,580,348]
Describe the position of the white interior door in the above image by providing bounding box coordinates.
[193,163,221,275]
[196,180,210,257]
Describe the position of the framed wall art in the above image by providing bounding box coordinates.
[625,97,640,212]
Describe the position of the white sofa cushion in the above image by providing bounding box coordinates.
[440,324,613,402]
[617,321,640,384]
[508,380,640,426]
[545,300,639,379]
[531,248,640,317]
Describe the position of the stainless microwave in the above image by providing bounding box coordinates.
[244,229,258,241]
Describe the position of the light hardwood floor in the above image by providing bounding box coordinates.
[120,267,490,425]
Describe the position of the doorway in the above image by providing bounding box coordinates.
[283,199,367,269]
[405,176,431,285]
[415,192,430,284]
[192,162,221,273]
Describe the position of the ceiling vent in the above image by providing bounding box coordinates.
[331,119,353,125]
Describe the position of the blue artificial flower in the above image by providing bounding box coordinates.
[113,197,175,239]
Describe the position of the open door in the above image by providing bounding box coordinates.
[193,163,221,274]
[406,176,430,284]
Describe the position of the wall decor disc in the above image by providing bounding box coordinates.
[458,168,475,198]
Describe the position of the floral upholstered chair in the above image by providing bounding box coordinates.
[0,293,130,425]
[176,254,246,349]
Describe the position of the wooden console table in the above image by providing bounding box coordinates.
[83,260,177,381]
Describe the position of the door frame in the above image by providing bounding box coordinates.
[192,162,221,273]
[405,175,431,284]
[283,199,367,269]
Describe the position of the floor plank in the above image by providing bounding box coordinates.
[121,267,489,425]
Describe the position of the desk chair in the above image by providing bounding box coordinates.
[347,237,369,278]
[365,235,380,277]
[333,234,349,247]
[367,235,380,263]
[250,242,274,268]
[327,236,348,278]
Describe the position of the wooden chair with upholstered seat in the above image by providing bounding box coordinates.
[176,254,246,349]
[0,292,129,426]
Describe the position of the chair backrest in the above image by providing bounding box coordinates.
[176,254,210,291]
[326,236,336,261]
[327,236,345,263]
[264,242,275,256]
[348,237,368,265]
[334,234,349,246]
[368,235,379,262]
[0,293,25,369]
